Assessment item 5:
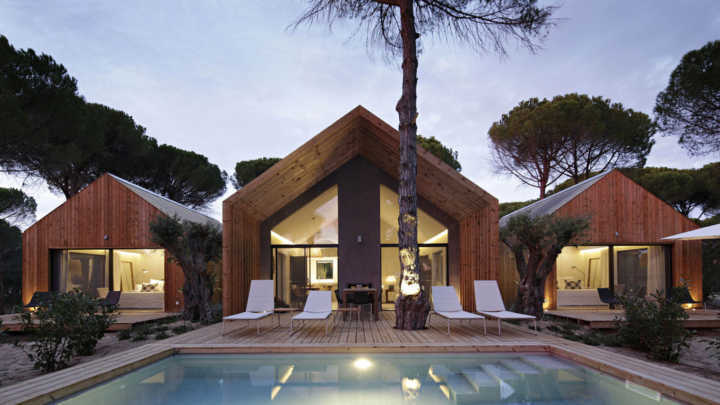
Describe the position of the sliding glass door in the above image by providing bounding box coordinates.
[51,249,110,298]
[614,246,666,297]
[272,246,338,308]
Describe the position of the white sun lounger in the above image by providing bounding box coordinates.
[222,279,274,335]
[291,290,333,335]
[430,286,486,336]
[474,280,537,336]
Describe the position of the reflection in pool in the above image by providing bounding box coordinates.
[56,353,679,404]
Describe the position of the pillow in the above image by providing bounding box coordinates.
[135,284,143,292]
[141,283,156,292]
[564,280,582,290]
[150,278,165,291]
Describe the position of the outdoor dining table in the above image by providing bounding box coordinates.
[341,287,379,321]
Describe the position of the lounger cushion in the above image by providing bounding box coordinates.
[432,286,463,312]
[477,310,534,320]
[435,310,484,319]
[245,280,274,313]
[293,311,331,320]
[474,280,507,312]
[303,290,332,313]
[223,311,271,321]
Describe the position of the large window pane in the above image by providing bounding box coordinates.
[112,249,165,293]
[51,249,109,298]
[614,246,666,297]
[271,185,338,245]
[556,246,610,290]
[381,246,446,307]
[273,247,338,309]
[379,185,448,244]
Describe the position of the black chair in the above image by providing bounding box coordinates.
[24,291,52,308]
[101,291,121,308]
[346,283,373,319]
[597,288,619,307]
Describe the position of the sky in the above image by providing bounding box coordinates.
[1,0,719,227]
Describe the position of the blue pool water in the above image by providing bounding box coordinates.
[55,353,679,404]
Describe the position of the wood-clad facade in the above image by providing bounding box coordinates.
[223,106,499,315]
[498,170,703,309]
[22,174,190,312]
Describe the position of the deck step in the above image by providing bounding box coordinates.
[480,364,518,399]
[499,359,540,375]
[523,355,577,371]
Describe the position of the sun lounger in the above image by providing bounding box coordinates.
[222,280,274,335]
[290,290,333,335]
[430,286,485,336]
[473,280,537,336]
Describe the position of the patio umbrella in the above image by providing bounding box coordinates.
[662,223,720,240]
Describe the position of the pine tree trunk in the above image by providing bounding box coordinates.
[394,0,429,330]
[516,278,545,317]
[181,264,213,323]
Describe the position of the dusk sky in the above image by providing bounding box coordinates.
[1,1,719,225]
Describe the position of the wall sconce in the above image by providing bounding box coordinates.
[103,234,109,240]
[356,235,363,244]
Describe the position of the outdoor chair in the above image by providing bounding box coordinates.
[290,290,333,335]
[101,291,121,308]
[473,280,537,336]
[430,286,485,336]
[597,288,619,307]
[24,291,52,308]
[222,280,274,335]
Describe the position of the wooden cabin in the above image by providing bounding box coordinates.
[222,106,499,315]
[498,169,703,310]
[22,173,221,312]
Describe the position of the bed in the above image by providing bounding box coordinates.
[117,291,165,309]
[557,288,606,306]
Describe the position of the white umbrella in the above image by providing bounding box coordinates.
[662,223,720,240]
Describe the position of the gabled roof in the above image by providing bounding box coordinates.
[499,170,613,227]
[225,106,497,221]
[108,174,221,228]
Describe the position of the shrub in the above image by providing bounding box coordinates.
[616,288,690,362]
[117,328,132,340]
[172,324,193,335]
[130,324,152,341]
[21,290,116,372]
[154,331,170,340]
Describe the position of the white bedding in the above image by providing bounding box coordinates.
[118,292,164,309]
[557,289,605,306]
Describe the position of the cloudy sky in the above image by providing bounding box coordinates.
[1,0,719,225]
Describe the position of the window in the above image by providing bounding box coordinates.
[380,185,449,308]
[51,249,109,298]
[271,185,339,308]
[379,185,448,244]
[271,185,338,245]
[112,249,165,294]
[614,246,666,296]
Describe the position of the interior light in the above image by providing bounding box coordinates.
[271,231,294,245]
[385,275,397,284]
[118,251,142,256]
[580,247,606,254]
[353,358,373,371]
[423,229,448,244]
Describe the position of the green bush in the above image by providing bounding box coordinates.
[21,290,116,372]
[616,288,690,362]
[154,331,170,340]
[117,328,132,340]
[130,324,152,341]
[172,324,193,335]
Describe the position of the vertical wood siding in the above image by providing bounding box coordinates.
[22,174,184,311]
[498,170,702,308]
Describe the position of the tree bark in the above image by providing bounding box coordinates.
[394,0,429,330]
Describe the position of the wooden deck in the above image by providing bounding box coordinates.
[547,308,720,329]
[1,311,719,405]
[0,311,179,332]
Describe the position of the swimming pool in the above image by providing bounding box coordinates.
[55,353,679,404]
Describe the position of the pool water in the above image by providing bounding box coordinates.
[56,353,679,404]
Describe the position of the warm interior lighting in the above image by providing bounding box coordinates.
[118,251,142,256]
[683,303,693,310]
[353,358,373,371]
[278,365,294,384]
[423,229,448,244]
[270,231,294,245]
[580,247,606,254]
[270,385,282,400]
[385,275,397,284]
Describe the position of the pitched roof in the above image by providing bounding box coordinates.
[499,170,613,227]
[109,174,221,228]
[225,105,497,221]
